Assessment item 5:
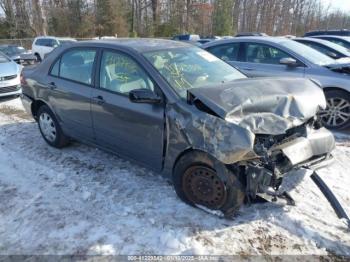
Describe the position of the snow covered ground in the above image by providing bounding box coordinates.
[0,97,349,257]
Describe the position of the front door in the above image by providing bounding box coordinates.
[231,42,305,77]
[91,49,165,171]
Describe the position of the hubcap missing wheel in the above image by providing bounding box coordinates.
[182,166,227,209]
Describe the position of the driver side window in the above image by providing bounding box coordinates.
[244,43,293,65]
[99,51,154,94]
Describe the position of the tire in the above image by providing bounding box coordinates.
[320,89,350,130]
[37,105,69,148]
[173,151,245,217]
[34,53,41,63]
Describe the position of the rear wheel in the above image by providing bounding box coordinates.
[37,105,69,148]
[319,90,350,129]
[173,151,245,217]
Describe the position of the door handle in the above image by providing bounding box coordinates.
[48,82,57,90]
[93,95,105,105]
[242,67,254,71]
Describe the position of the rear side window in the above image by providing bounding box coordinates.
[50,48,97,85]
[50,59,60,76]
[206,43,240,61]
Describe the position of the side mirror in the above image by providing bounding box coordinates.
[280,57,298,67]
[129,89,161,104]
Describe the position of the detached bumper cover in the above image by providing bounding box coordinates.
[246,127,335,198]
[273,127,335,167]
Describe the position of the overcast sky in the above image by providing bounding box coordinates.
[321,0,350,12]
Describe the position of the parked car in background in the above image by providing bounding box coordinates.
[32,36,77,62]
[0,45,37,65]
[172,34,200,42]
[196,39,213,45]
[0,52,22,98]
[203,37,350,129]
[310,35,350,50]
[294,37,350,60]
[20,39,334,216]
[235,32,268,37]
[304,29,350,37]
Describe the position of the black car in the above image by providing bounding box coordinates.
[304,29,350,37]
[0,45,37,65]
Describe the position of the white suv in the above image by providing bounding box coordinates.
[32,37,76,62]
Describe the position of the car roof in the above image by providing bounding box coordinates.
[294,37,333,44]
[311,35,350,40]
[35,36,76,40]
[72,38,192,53]
[202,36,290,48]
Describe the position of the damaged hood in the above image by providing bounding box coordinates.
[188,77,326,135]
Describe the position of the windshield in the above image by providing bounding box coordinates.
[0,52,10,63]
[0,46,25,55]
[143,47,246,98]
[321,40,350,56]
[280,40,335,65]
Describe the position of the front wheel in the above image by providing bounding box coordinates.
[37,105,69,148]
[319,90,350,129]
[173,151,245,217]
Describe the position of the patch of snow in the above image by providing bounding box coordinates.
[0,98,349,256]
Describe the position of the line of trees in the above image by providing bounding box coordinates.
[0,0,349,39]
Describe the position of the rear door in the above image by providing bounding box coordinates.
[91,49,165,170]
[235,42,305,77]
[46,47,97,141]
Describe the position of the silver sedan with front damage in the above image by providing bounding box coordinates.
[21,39,334,217]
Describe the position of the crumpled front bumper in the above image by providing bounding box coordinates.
[245,127,335,198]
[272,127,335,170]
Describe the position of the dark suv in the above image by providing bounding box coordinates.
[304,30,350,37]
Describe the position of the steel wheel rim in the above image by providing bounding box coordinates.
[182,166,227,209]
[319,97,350,127]
[39,112,57,142]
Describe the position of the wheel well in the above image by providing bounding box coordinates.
[34,53,41,59]
[172,148,215,175]
[323,87,350,94]
[31,100,46,119]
